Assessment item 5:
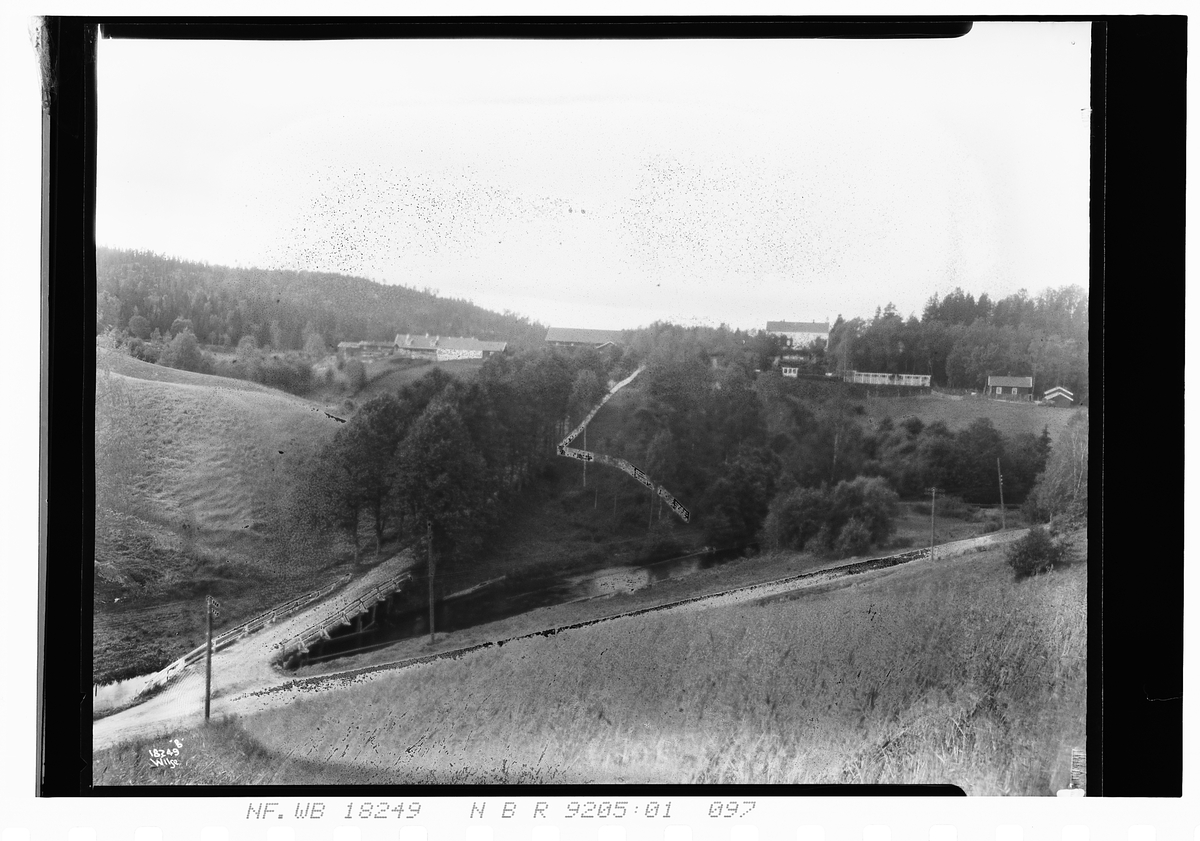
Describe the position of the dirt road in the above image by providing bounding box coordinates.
[92,530,1023,752]
[92,553,417,751]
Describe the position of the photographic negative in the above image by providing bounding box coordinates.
[88,20,1092,792]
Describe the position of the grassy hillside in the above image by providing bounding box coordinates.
[858,390,1083,440]
[95,349,344,682]
[94,534,1086,790]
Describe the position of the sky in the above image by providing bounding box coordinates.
[97,22,1091,331]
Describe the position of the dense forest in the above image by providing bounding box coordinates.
[96,247,548,352]
[827,286,1089,397]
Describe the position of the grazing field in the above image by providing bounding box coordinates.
[353,356,484,401]
[95,350,345,682]
[94,534,1086,791]
[857,390,1082,440]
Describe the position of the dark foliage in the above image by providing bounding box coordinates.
[1006,526,1068,579]
[761,477,898,556]
[825,285,1088,398]
[97,247,547,352]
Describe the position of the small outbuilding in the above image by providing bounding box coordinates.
[1042,386,1075,407]
[987,375,1034,401]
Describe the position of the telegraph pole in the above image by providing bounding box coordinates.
[427,520,435,644]
[996,458,1006,530]
[204,595,220,721]
[926,487,940,561]
[583,425,587,488]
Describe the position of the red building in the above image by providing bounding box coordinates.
[987,375,1034,401]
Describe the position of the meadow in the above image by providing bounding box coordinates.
[856,389,1082,440]
[94,534,1086,792]
[94,350,345,682]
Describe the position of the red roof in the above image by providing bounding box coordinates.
[988,376,1033,388]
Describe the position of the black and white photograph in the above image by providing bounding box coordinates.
[89,22,1092,792]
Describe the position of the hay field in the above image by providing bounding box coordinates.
[95,537,1086,792]
[857,391,1083,440]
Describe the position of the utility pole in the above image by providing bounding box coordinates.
[583,425,587,488]
[204,595,220,721]
[996,458,1006,530]
[426,520,435,644]
[926,487,940,561]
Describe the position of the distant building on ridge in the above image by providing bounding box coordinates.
[766,320,830,348]
[545,327,626,349]
[393,333,508,362]
[336,340,394,359]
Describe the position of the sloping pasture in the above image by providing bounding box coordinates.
[96,537,1085,791]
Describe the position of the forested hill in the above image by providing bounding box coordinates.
[96,248,547,351]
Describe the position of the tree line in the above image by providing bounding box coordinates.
[96,247,548,353]
[824,285,1088,398]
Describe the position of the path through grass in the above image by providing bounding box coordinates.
[95,537,1085,791]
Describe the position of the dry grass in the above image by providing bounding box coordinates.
[94,351,344,682]
[97,539,1084,791]
[857,391,1083,441]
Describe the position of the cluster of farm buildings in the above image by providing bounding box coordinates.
[336,321,1077,407]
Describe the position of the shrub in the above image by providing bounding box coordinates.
[345,358,367,391]
[828,476,899,543]
[761,487,831,551]
[159,329,211,373]
[937,495,970,520]
[255,354,315,394]
[834,517,872,558]
[762,476,899,555]
[1006,526,1067,579]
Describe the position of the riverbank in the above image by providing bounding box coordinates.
[94,528,1086,789]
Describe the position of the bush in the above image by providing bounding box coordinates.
[345,358,367,391]
[1006,526,1067,579]
[159,329,211,373]
[761,476,898,555]
[761,487,831,551]
[834,517,872,558]
[937,495,971,519]
[255,354,315,394]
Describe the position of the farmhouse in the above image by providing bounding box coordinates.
[766,320,830,348]
[336,340,394,359]
[393,333,508,362]
[1042,385,1075,407]
[987,375,1034,401]
[545,327,626,349]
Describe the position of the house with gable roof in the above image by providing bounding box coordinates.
[766,320,830,348]
[987,375,1034,401]
[393,333,508,362]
